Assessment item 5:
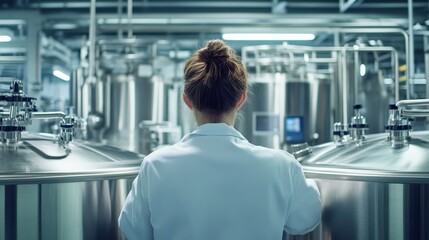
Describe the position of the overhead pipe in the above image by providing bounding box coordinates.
[0,112,67,120]
[340,28,409,99]
[408,0,415,99]
[425,36,429,100]
[117,0,123,39]
[88,0,96,83]
[30,1,273,8]
[410,31,429,101]
[339,46,399,124]
[339,0,360,12]
[127,0,133,38]
[397,99,429,108]
[243,44,400,125]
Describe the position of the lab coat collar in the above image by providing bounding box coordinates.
[181,123,247,142]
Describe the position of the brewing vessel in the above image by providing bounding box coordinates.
[287,100,429,240]
[0,132,142,240]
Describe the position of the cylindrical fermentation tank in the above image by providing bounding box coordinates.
[238,45,336,148]
[72,39,180,154]
[237,71,331,149]
[0,132,142,240]
[239,44,399,149]
[0,79,142,240]
[285,101,429,240]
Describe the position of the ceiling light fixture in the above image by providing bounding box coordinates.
[52,23,78,30]
[53,70,70,81]
[0,35,12,42]
[222,33,315,41]
[360,64,366,77]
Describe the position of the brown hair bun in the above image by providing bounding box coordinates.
[197,39,229,64]
[184,39,248,116]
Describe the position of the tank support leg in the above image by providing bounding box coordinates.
[5,185,17,240]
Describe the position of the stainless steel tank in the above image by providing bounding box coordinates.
[236,72,331,149]
[240,44,399,149]
[361,70,391,134]
[73,39,180,154]
[238,45,336,149]
[0,132,142,240]
[285,130,429,240]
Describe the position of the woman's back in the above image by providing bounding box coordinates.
[120,124,320,240]
[118,40,321,240]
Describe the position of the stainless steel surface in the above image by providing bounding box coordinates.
[0,180,134,240]
[286,130,429,240]
[139,120,181,154]
[236,74,286,148]
[396,99,429,118]
[339,28,409,100]
[290,143,312,159]
[75,39,179,153]
[0,132,142,240]
[300,132,429,179]
[0,75,140,240]
[240,45,336,148]
[402,109,429,117]
[100,73,171,152]
[0,80,79,146]
[361,70,391,134]
[396,99,429,107]
[340,46,399,125]
[333,122,350,146]
[349,105,368,142]
[31,112,66,120]
[0,132,142,184]
[385,105,411,148]
[240,44,399,148]
[286,179,429,240]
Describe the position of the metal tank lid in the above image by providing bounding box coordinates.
[0,132,143,184]
[298,131,429,183]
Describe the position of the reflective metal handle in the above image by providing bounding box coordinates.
[396,99,429,108]
[31,112,66,120]
[396,99,429,117]
[401,109,429,117]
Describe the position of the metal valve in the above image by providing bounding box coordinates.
[385,103,412,148]
[349,104,369,143]
[59,116,75,146]
[0,79,80,149]
[333,122,350,147]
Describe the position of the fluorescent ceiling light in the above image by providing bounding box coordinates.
[52,23,78,30]
[0,35,12,42]
[222,33,315,41]
[360,64,366,77]
[98,18,169,24]
[53,70,70,81]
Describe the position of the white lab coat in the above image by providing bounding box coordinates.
[119,123,321,240]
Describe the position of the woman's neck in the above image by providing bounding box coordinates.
[194,110,236,126]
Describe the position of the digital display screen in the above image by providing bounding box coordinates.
[285,116,305,143]
[253,113,279,135]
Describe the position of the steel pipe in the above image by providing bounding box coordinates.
[408,0,415,98]
[340,28,409,99]
[31,112,67,120]
[243,43,401,124]
[127,0,133,38]
[397,99,429,108]
[401,109,429,117]
[88,0,96,84]
[340,46,399,124]
[0,56,26,63]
